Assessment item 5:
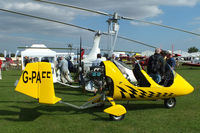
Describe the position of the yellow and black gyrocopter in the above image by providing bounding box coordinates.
[0,0,197,120]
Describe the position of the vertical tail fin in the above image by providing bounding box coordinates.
[15,62,61,104]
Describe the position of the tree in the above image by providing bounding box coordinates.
[0,53,4,57]
[188,46,199,53]
[11,53,15,57]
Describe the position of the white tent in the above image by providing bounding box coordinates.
[21,44,57,82]
[21,44,56,59]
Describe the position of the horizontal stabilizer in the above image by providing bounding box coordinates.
[15,62,61,104]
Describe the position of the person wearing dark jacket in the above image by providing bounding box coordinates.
[167,52,176,70]
[24,56,30,67]
[147,48,165,83]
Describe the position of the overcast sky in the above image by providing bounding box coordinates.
[0,0,200,54]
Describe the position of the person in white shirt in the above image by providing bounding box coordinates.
[92,54,103,66]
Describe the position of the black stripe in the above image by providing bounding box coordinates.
[138,89,147,98]
[168,93,173,96]
[124,85,137,98]
[129,94,136,98]
[163,93,168,97]
[139,95,145,98]
[125,85,138,92]
[117,86,127,92]
[148,91,155,98]
[156,92,162,97]
[120,91,126,98]
[138,89,147,94]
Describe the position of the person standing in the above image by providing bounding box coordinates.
[147,48,165,83]
[92,53,103,66]
[167,52,176,70]
[24,56,30,67]
[0,59,2,80]
[58,57,74,83]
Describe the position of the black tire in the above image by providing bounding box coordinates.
[164,98,176,108]
[109,114,125,121]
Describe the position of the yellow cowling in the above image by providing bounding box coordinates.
[15,62,61,104]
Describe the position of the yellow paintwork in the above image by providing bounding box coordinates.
[104,97,126,116]
[15,62,61,104]
[103,61,194,100]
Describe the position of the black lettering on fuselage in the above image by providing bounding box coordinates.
[22,71,51,83]
[32,71,36,83]
[23,71,28,83]
[36,72,41,83]
[47,72,51,78]
[42,71,46,78]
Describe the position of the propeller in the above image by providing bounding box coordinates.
[0,8,156,49]
[34,0,200,37]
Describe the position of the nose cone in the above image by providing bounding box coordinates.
[184,82,194,95]
[173,74,194,96]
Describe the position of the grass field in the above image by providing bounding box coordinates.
[0,66,200,133]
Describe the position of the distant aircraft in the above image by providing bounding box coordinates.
[182,57,200,67]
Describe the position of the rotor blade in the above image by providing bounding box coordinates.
[0,8,96,33]
[121,16,200,37]
[117,35,157,48]
[17,46,78,50]
[101,48,140,54]
[34,0,112,17]
[0,8,156,49]
[101,32,156,48]
[113,50,141,54]
[34,0,200,37]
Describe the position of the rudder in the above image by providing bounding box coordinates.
[15,62,61,104]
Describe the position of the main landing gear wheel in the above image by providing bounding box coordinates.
[164,98,176,108]
[109,114,125,121]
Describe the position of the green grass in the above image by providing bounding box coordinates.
[0,66,200,133]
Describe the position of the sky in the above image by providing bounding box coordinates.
[0,0,200,54]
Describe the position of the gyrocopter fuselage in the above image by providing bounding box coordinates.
[0,0,197,121]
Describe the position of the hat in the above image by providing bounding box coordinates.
[167,50,172,55]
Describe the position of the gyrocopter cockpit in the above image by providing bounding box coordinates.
[112,59,175,88]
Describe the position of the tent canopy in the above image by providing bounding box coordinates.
[21,44,56,57]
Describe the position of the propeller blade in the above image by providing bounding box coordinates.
[34,0,112,17]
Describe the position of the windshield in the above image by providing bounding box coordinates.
[113,60,133,70]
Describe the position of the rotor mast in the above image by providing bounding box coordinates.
[107,12,120,57]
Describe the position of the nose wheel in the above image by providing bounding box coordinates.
[164,98,176,108]
[109,114,125,121]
